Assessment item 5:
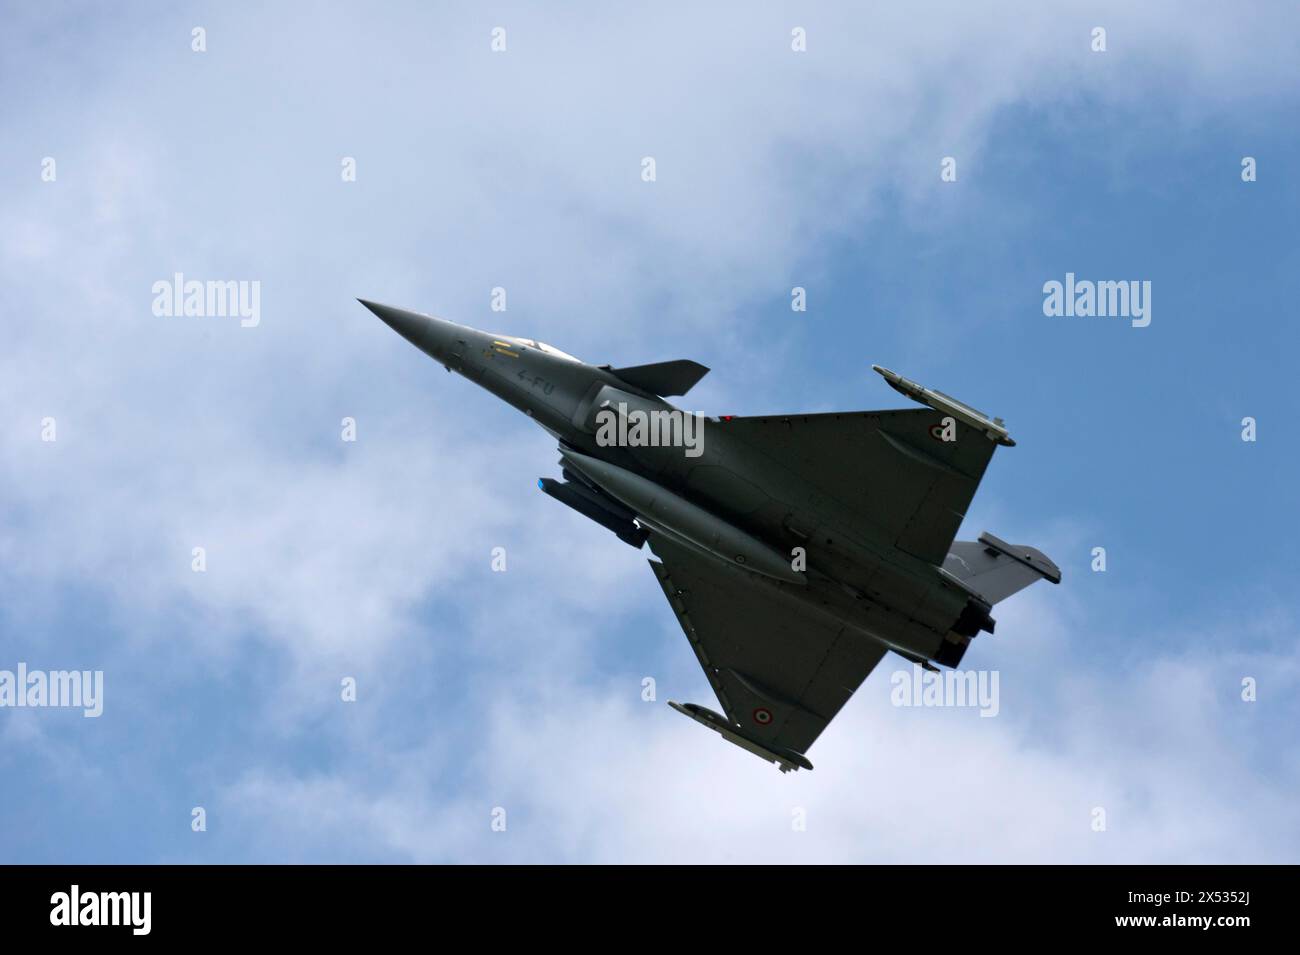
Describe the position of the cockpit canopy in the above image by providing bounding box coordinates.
[496,336,581,362]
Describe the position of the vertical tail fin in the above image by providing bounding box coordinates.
[943,532,1061,604]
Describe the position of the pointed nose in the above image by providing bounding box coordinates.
[357,299,446,353]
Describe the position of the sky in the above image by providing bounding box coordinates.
[1,1,1298,863]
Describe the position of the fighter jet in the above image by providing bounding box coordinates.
[360,300,1061,772]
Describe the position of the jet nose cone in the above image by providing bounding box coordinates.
[357,299,440,351]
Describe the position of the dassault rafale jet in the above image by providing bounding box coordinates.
[361,300,1061,773]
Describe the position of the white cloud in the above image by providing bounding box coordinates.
[211,589,1299,863]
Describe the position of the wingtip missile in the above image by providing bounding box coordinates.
[872,364,1015,446]
[668,700,813,773]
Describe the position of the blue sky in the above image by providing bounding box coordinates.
[2,2,1298,863]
